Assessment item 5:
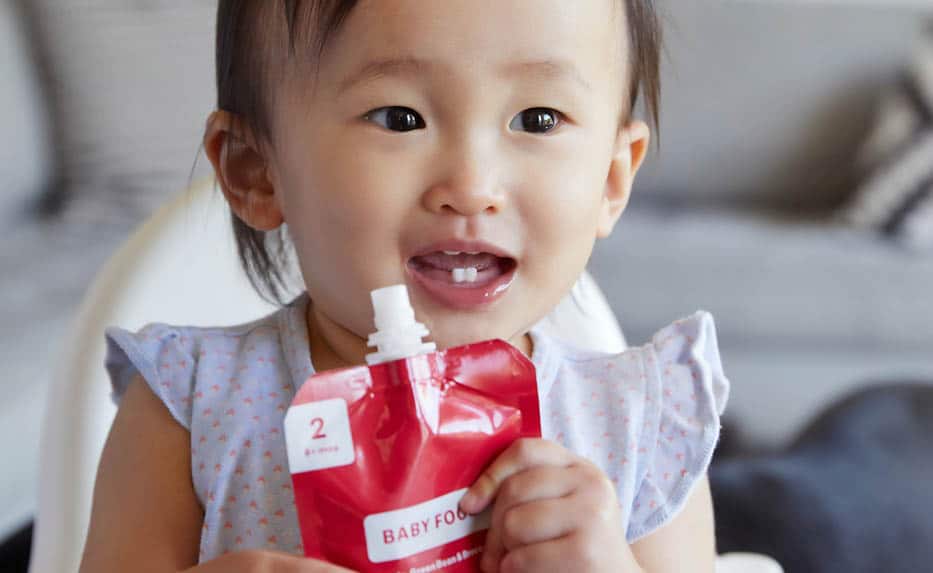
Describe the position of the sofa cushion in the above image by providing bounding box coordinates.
[840,28,933,250]
[27,1,216,225]
[590,204,933,446]
[592,204,933,351]
[0,0,52,222]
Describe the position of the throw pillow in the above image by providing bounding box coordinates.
[840,29,933,250]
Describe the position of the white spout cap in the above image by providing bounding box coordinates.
[366,285,436,365]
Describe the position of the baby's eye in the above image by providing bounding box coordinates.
[510,108,562,134]
[363,106,426,132]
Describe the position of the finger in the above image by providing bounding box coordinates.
[492,465,579,515]
[187,550,357,573]
[490,466,580,546]
[499,534,594,573]
[461,439,576,515]
[499,497,581,550]
[480,516,503,573]
[483,466,585,572]
[302,558,357,573]
[267,552,357,573]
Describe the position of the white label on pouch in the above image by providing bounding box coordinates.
[284,398,355,473]
[363,488,491,564]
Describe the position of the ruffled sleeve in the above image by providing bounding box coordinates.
[104,323,198,431]
[626,311,730,541]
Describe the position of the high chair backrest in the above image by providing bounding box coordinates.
[27,178,626,573]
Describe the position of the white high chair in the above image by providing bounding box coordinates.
[27,178,782,573]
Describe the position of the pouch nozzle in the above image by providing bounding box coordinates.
[366,285,436,365]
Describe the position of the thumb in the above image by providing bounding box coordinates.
[287,554,356,573]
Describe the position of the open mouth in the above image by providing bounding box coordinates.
[406,250,518,309]
[408,251,517,285]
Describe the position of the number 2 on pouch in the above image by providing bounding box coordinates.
[310,417,327,440]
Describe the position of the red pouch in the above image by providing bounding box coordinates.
[284,287,540,572]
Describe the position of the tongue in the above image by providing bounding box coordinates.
[414,252,501,271]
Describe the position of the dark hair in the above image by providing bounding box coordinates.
[216,0,662,305]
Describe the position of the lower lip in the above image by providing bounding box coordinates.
[406,261,517,311]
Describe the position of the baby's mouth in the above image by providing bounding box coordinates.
[407,251,517,286]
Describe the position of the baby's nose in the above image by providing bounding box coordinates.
[421,153,505,216]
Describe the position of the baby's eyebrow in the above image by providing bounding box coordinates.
[337,57,430,94]
[337,56,591,94]
[503,59,592,92]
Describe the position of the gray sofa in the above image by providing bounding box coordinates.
[592,2,933,449]
[3,0,933,548]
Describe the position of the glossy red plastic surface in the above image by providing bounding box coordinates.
[286,340,540,572]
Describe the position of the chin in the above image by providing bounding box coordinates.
[420,312,524,351]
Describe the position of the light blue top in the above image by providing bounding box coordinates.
[105,292,729,563]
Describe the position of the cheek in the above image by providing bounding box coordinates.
[278,137,411,252]
[521,161,605,251]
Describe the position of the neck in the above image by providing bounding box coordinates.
[307,301,370,372]
[305,298,534,372]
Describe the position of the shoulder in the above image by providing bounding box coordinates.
[534,311,728,410]
[103,304,295,430]
[629,311,730,542]
[535,312,731,542]
[108,309,284,354]
[105,311,284,385]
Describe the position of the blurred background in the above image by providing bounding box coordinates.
[2,1,933,571]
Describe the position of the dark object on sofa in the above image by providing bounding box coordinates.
[0,522,32,573]
[711,382,933,573]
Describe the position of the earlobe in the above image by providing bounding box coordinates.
[203,110,284,231]
[597,120,651,238]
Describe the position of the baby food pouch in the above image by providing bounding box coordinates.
[284,285,540,572]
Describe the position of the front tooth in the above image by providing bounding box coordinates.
[465,251,481,255]
[444,250,462,256]
[451,267,479,283]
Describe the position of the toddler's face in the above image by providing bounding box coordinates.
[264,0,647,353]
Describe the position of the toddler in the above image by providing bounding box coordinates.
[79,1,729,572]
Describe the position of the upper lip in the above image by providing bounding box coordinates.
[408,239,517,260]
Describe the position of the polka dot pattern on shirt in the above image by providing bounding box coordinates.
[105,294,729,561]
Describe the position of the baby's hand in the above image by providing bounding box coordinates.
[459,439,643,573]
[180,550,356,573]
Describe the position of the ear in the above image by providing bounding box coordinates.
[596,120,650,238]
[203,110,284,231]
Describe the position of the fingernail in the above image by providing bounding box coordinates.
[460,489,484,513]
